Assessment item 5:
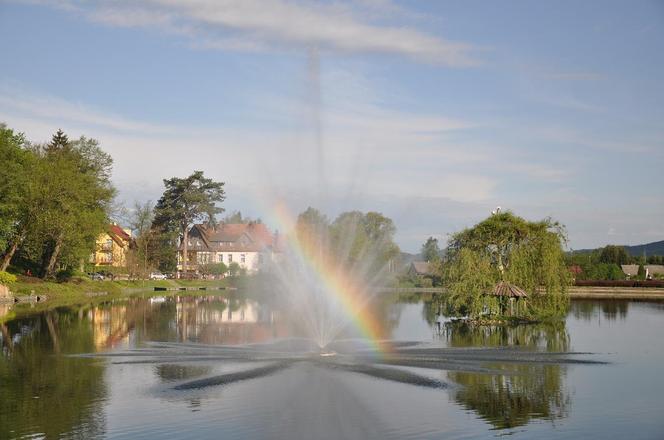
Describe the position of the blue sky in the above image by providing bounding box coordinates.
[1,0,663,252]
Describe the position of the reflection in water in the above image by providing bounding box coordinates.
[0,294,618,439]
[0,302,12,321]
[571,300,629,322]
[0,309,107,439]
[444,323,570,430]
[420,295,572,430]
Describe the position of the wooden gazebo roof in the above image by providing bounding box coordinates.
[489,281,528,298]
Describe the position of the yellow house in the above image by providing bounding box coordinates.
[92,224,132,267]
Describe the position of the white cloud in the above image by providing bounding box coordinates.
[32,0,479,65]
[0,86,173,135]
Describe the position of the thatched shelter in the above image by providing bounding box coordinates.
[487,282,528,316]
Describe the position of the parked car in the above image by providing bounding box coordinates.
[89,272,105,281]
[149,272,167,280]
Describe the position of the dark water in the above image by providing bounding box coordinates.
[1,295,663,439]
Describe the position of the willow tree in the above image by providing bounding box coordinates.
[152,171,225,274]
[443,212,571,320]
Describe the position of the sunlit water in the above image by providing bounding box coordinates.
[1,295,663,439]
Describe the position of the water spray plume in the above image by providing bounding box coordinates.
[266,201,394,354]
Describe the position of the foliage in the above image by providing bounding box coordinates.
[328,210,400,276]
[0,124,31,253]
[223,210,261,224]
[421,236,441,262]
[1,127,116,278]
[442,212,570,320]
[200,262,228,276]
[0,271,17,285]
[294,207,400,281]
[637,264,646,280]
[227,262,241,277]
[598,245,630,265]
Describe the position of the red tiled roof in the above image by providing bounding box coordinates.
[182,223,276,252]
[107,224,131,246]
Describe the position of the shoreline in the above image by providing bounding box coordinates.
[0,278,234,323]
[568,286,664,300]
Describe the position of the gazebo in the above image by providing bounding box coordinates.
[488,281,528,316]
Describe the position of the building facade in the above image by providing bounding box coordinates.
[91,224,132,267]
[177,223,280,275]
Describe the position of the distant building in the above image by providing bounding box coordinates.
[408,261,432,277]
[91,224,132,267]
[177,223,280,275]
[621,264,664,279]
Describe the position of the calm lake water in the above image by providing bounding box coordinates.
[1,294,663,439]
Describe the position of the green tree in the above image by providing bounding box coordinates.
[421,237,441,262]
[0,124,34,271]
[223,210,261,224]
[637,264,646,280]
[227,261,241,277]
[443,212,570,319]
[152,171,225,275]
[598,245,630,265]
[329,211,400,276]
[8,132,115,278]
[200,262,228,278]
[127,200,154,278]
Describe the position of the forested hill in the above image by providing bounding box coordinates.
[573,240,664,257]
[623,240,664,257]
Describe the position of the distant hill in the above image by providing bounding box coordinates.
[623,240,664,257]
[573,240,664,257]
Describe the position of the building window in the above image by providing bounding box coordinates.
[241,254,246,264]
[228,254,233,263]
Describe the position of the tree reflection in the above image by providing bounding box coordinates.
[571,300,629,322]
[444,321,571,430]
[0,309,107,439]
[420,294,572,430]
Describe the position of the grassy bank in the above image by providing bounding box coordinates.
[0,276,232,323]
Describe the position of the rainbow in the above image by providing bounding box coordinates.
[268,201,393,356]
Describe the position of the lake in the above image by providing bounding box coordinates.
[1,294,663,439]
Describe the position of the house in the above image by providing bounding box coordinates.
[621,264,664,279]
[91,224,132,267]
[408,261,432,277]
[177,223,279,275]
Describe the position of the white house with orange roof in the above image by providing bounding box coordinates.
[177,222,281,275]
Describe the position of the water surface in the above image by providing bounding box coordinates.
[1,295,663,439]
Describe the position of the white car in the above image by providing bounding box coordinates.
[149,272,167,280]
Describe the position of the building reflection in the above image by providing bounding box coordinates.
[175,296,289,345]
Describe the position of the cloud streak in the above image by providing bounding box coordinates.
[35,0,479,65]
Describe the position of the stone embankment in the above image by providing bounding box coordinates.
[568,286,664,300]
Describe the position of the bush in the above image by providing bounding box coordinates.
[55,267,75,282]
[0,271,17,285]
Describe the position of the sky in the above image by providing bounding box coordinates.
[1,0,663,253]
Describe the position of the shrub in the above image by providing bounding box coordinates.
[0,271,17,285]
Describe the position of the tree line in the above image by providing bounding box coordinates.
[1,125,115,279]
[566,245,664,281]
